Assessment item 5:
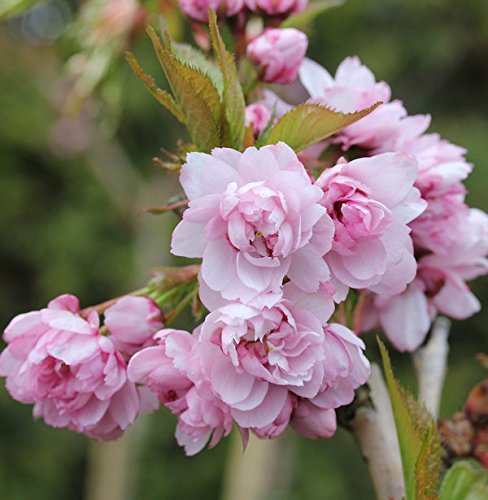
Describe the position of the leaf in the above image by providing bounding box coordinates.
[264,102,381,152]
[146,26,223,152]
[281,0,345,30]
[378,338,442,500]
[208,9,246,150]
[125,52,185,124]
[415,422,442,500]
[172,43,224,97]
[0,0,43,20]
[439,460,488,500]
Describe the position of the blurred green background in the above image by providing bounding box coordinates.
[1,0,487,499]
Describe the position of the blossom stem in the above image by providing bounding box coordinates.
[353,290,367,334]
[81,286,152,316]
[165,286,197,326]
[141,199,188,215]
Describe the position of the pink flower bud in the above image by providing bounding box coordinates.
[245,0,307,16]
[245,103,271,137]
[247,28,308,84]
[178,0,244,23]
[104,296,164,355]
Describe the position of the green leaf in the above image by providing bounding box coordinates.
[281,0,345,30]
[208,9,246,150]
[172,43,224,97]
[264,102,381,152]
[378,338,442,500]
[125,52,185,124]
[439,461,488,500]
[415,422,442,499]
[0,0,44,20]
[146,26,223,152]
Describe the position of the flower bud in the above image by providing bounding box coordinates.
[178,0,244,23]
[245,103,271,137]
[245,0,307,16]
[247,28,308,84]
[104,296,163,355]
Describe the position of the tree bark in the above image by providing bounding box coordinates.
[350,364,405,500]
[413,316,450,418]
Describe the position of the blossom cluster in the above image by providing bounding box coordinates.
[178,0,306,23]
[0,294,162,439]
[249,56,488,351]
[1,0,488,459]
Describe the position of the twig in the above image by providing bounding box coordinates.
[412,316,451,418]
[350,364,405,500]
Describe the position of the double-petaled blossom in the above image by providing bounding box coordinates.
[245,0,307,16]
[128,293,370,454]
[0,295,142,440]
[178,0,244,23]
[171,142,334,305]
[128,328,233,456]
[404,133,473,255]
[197,299,369,434]
[371,209,488,351]
[315,152,426,295]
[299,57,430,153]
[247,29,308,84]
[104,296,163,355]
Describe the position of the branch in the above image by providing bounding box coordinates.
[350,364,405,500]
[412,316,451,418]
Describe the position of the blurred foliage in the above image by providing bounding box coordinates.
[0,0,487,499]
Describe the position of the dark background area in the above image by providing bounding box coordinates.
[0,0,487,498]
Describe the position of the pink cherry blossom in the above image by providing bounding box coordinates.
[245,0,307,16]
[198,301,326,425]
[404,133,473,255]
[291,400,336,439]
[315,152,426,295]
[178,0,244,22]
[127,329,195,408]
[310,323,370,410]
[370,209,488,351]
[128,328,233,455]
[104,296,163,355]
[252,394,296,439]
[247,29,308,84]
[0,295,140,440]
[299,57,430,152]
[197,300,369,430]
[245,103,271,137]
[171,142,334,304]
